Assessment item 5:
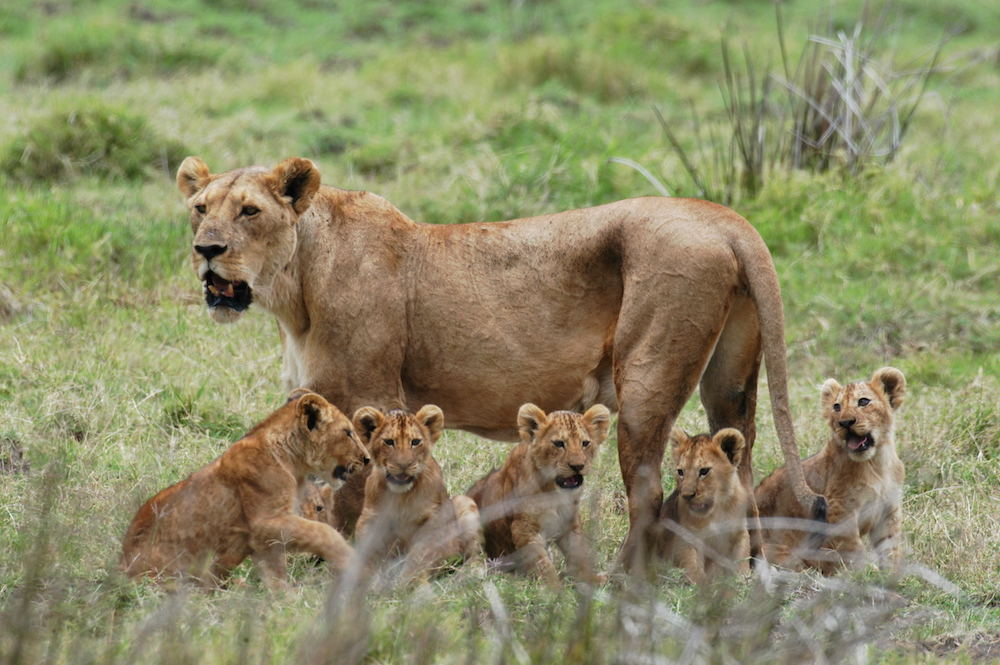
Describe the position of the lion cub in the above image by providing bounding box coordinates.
[657,428,752,583]
[755,367,906,574]
[466,403,611,585]
[121,390,369,588]
[353,405,482,583]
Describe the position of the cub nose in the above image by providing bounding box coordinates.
[569,462,585,473]
[363,456,370,465]
[839,418,857,429]
[195,244,228,260]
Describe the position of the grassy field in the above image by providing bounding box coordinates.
[1,0,999,662]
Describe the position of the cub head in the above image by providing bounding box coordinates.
[352,405,444,494]
[298,479,336,526]
[517,403,611,490]
[670,427,745,518]
[289,389,369,490]
[177,156,321,323]
[820,366,906,462]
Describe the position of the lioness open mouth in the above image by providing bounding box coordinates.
[556,474,584,489]
[204,271,252,312]
[847,432,873,453]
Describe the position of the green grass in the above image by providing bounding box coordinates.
[1,0,999,662]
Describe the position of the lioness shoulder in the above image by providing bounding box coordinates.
[756,367,906,574]
[657,428,752,583]
[466,403,611,586]
[121,390,369,588]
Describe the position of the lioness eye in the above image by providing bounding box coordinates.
[676,469,684,477]
[582,440,590,448]
[833,403,841,412]
[553,440,565,448]
[699,468,710,477]
[383,438,395,447]
[411,438,422,447]
[858,398,870,407]
[195,204,207,214]
[241,206,259,217]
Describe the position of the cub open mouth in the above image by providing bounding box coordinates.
[204,271,252,312]
[333,465,349,481]
[847,432,873,453]
[686,500,711,513]
[556,474,584,489]
[386,472,414,487]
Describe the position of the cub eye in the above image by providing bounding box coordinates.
[699,468,710,477]
[241,206,259,217]
[676,469,684,477]
[383,438,395,447]
[194,204,207,214]
[582,440,591,448]
[345,430,353,439]
[858,398,870,407]
[552,440,565,448]
[411,438,422,447]
[833,403,841,412]
[316,505,323,512]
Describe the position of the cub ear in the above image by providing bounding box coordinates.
[270,157,321,215]
[820,378,843,414]
[517,404,548,443]
[286,387,315,403]
[296,393,330,432]
[582,404,611,445]
[177,156,212,199]
[415,404,445,444]
[872,367,906,411]
[352,407,385,444]
[669,427,689,463]
[713,428,746,467]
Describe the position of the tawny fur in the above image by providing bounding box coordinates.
[755,367,907,574]
[657,428,752,583]
[120,390,369,588]
[297,479,336,527]
[466,404,610,585]
[177,156,825,569]
[353,405,482,584]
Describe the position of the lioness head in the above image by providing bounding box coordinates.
[670,427,745,518]
[176,157,321,323]
[289,389,370,490]
[821,366,906,462]
[517,404,611,490]
[352,405,445,494]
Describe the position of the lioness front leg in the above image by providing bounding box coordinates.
[556,523,604,586]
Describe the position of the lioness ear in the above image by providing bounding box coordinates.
[583,404,611,445]
[286,387,315,403]
[352,407,384,444]
[177,156,212,199]
[297,393,330,432]
[872,367,906,411]
[271,157,321,215]
[517,404,548,443]
[820,379,842,414]
[714,428,746,467]
[415,404,445,444]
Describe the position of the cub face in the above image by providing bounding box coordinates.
[352,405,445,493]
[176,157,321,323]
[292,390,370,490]
[517,404,611,490]
[820,366,906,462]
[670,428,745,517]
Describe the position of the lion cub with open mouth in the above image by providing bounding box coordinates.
[121,389,369,588]
[466,403,611,586]
[657,428,752,583]
[352,405,483,584]
[755,367,906,574]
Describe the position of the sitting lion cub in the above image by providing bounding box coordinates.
[352,405,482,583]
[656,428,752,583]
[466,403,611,585]
[121,389,369,588]
[755,367,906,574]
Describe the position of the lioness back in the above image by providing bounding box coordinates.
[467,404,610,585]
[756,367,906,574]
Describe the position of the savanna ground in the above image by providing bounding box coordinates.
[1,0,999,662]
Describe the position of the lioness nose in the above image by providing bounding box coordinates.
[195,244,228,260]
[839,418,856,429]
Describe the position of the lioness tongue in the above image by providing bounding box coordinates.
[211,274,236,298]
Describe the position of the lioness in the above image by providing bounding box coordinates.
[121,390,369,588]
[177,156,825,568]
[466,403,610,585]
[657,428,752,583]
[755,367,907,574]
[353,405,482,583]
